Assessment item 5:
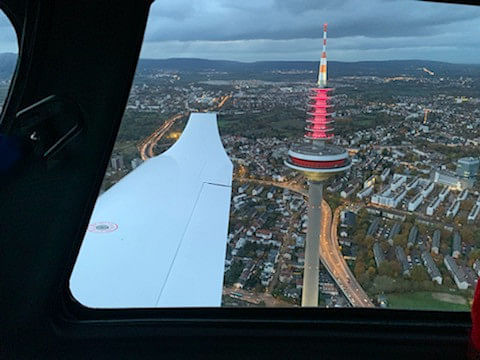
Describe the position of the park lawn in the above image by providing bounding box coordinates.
[386,291,470,312]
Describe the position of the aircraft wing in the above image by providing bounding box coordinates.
[70,113,233,308]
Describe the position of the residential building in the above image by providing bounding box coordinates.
[439,186,450,201]
[446,200,460,218]
[426,197,441,216]
[395,246,410,275]
[388,222,402,246]
[373,242,385,268]
[408,193,424,212]
[468,204,480,223]
[367,217,381,236]
[432,229,441,255]
[444,255,469,290]
[421,251,442,284]
[408,226,418,248]
[357,185,373,199]
[452,231,461,259]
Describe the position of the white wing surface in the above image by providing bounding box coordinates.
[70,113,232,308]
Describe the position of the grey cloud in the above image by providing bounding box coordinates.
[139,0,480,63]
[144,0,480,42]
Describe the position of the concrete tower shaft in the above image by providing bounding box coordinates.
[302,182,323,306]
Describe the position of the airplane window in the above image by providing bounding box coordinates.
[0,10,17,113]
[70,0,480,311]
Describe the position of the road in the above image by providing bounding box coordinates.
[138,113,185,160]
[235,175,374,307]
[137,95,232,160]
[319,202,375,307]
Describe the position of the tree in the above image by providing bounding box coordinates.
[354,260,366,278]
[378,260,402,278]
[393,233,408,248]
[366,266,376,279]
[406,215,416,225]
[373,275,397,293]
[410,265,429,282]
[460,226,475,246]
[364,235,375,248]
[468,249,480,266]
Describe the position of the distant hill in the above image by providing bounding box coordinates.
[1,53,480,80]
[137,58,480,79]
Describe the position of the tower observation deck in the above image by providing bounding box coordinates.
[284,23,351,307]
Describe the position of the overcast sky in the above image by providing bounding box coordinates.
[1,0,480,63]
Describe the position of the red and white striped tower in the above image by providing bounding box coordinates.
[285,24,351,307]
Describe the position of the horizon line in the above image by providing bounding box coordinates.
[1,52,480,65]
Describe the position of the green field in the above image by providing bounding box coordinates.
[386,292,470,312]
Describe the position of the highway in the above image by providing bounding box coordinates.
[138,113,184,160]
[319,201,375,307]
[235,175,374,307]
[137,95,232,160]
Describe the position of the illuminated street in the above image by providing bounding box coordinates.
[235,176,374,307]
[319,202,375,307]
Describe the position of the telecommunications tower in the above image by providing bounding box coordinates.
[285,23,351,307]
